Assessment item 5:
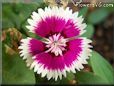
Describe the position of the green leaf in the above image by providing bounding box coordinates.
[87,8,109,24]
[90,51,114,84]
[81,24,94,38]
[2,3,45,30]
[76,71,106,84]
[79,7,88,17]
[14,3,39,19]
[106,3,114,12]
[13,3,40,29]
[17,3,46,35]
[2,18,14,29]
[2,3,46,37]
[2,4,15,29]
[2,45,35,84]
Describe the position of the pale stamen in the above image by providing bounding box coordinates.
[44,33,67,56]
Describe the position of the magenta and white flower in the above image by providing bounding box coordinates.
[18,6,92,81]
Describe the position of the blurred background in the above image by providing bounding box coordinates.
[1,0,114,85]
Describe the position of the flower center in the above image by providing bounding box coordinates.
[45,33,67,56]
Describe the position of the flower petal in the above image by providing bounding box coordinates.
[71,12,87,35]
[33,52,65,70]
[19,37,45,57]
[34,16,81,38]
[29,38,45,56]
[18,37,32,60]
[18,37,34,68]
[26,7,86,37]
[34,16,67,37]
[67,37,92,71]
[32,52,68,80]
[63,20,80,37]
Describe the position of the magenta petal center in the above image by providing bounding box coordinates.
[34,16,80,37]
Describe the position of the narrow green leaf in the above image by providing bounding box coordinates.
[81,24,94,38]
[87,8,109,24]
[79,7,88,17]
[76,71,106,84]
[90,51,114,84]
[2,45,35,84]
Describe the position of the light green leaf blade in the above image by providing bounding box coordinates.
[90,51,114,84]
[79,7,88,17]
[2,45,35,84]
[87,8,109,24]
[75,71,106,84]
[81,24,94,38]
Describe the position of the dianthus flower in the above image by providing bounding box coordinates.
[19,6,92,81]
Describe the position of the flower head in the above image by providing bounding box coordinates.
[19,6,92,81]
